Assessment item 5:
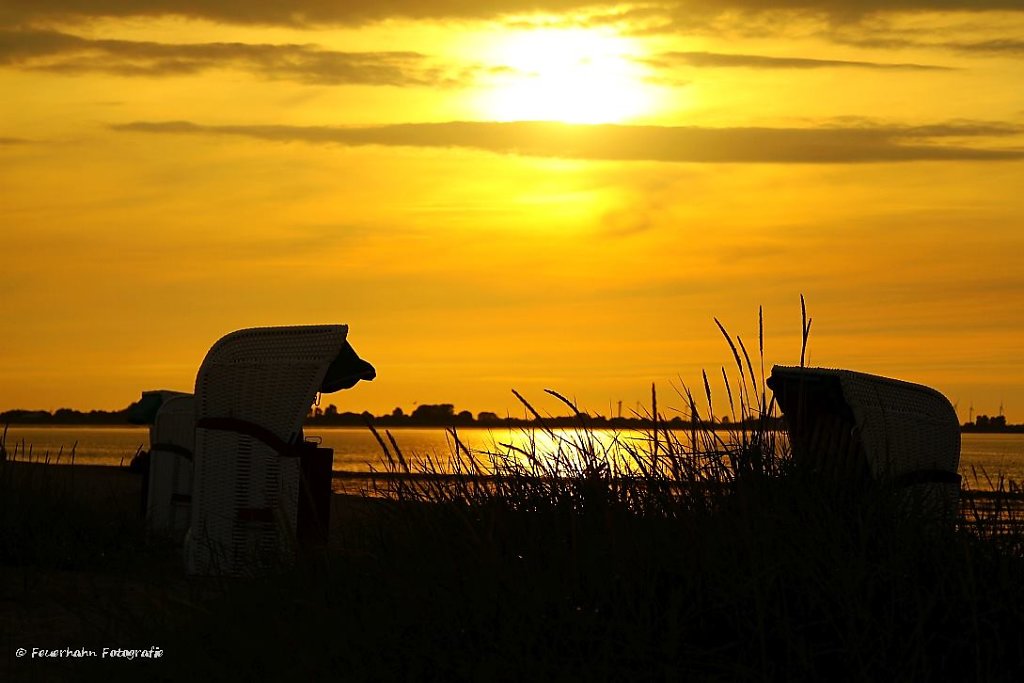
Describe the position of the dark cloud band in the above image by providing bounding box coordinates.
[111,119,1024,163]
[0,29,478,86]
[838,35,1024,55]
[645,50,953,70]
[3,0,1021,28]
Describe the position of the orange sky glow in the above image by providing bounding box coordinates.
[1,2,1022,421]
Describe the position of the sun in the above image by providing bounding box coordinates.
[480,29,656,125]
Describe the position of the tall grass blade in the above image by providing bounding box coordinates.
[737,335,760,412]
[722,366,736,423]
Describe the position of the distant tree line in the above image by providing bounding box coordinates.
[0,408,131,425]
[1,403,1019,432]
[962,414,1022,433]
[3,402,763,429]
[305,402,786,430]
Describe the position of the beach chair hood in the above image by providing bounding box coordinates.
[767,365,961,521]
[185,324,374,575]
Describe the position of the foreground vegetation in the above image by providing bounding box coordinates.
[5,415,1024,682]
[4,307,1024,682]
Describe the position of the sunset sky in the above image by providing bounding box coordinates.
[1,1,1022,422]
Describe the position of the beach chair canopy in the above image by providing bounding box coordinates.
[146,394,196,539]
[126,389,190,425]
[185,324,374,576]
[766,366,961,516]
[322,342,377,392]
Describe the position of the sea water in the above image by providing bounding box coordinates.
[4,426,1023,487]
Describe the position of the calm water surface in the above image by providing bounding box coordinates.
[4,426,1024,487]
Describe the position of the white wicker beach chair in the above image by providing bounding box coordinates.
[766,366,961,519]
[146,394,195,540]
[184,325,375,576]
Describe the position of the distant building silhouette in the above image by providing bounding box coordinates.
[975,414,1007,429]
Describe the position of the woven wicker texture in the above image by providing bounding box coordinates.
[145,394,195,540]
[769,366,961,517]
[185,325,352,576]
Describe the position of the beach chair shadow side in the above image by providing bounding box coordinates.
[146,394,196,540]
[184,324,374,576]
[767,366,962,520]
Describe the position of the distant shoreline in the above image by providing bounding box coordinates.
[2,416,1021,433]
